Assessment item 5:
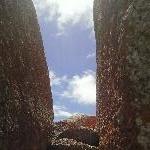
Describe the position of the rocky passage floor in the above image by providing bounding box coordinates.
[48,138,98,150]
[48,116,99,150]
[48,128,99,150]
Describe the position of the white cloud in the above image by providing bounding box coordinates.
[33,0,94,31]
[86,52,96,59]
[62,70,96,105]
[49,70,96,105]
[49,70,67,86]
[54,105,75,118]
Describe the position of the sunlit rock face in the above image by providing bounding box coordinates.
[94,0,150,149]
[0,0,53,149]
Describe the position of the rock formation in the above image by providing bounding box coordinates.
[0,0,53,149]
[94,0,150,149]
[49,116,99,149]
[50,138,98,150]
[1,0,150,149]
[56,128,99,147]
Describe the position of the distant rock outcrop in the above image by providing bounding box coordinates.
[67,115,97,130]
[94,0,150,149]
[0,0,53,149]
[54,115,97,133]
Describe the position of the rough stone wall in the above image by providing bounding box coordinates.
[94,0,150,149]
[0,0,53,149]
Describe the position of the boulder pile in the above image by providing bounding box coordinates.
[48,115,99,150]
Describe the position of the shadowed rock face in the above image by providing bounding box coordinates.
[94,0,150,149]
[49,138,98,150]
[57,128,99,147]
[0,0,53,149]
[50,116,99,149]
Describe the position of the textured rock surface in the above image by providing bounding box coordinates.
[0,0,53,149]
[67,115,97,130]
[94,0,150,149]
[49,138,98,150]
[56,128,99,147]
[50,116,99,149]
[54,115,97,134]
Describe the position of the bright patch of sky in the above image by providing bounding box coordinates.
[33,0,93,32]
[33,0,96,121]
[50,70,96,105]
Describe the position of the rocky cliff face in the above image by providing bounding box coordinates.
[94,0,150,149]
[0,0,53,149]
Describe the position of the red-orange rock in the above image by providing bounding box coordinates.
[54,115,97,132]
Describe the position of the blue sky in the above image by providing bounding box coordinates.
[33,0,96,121]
